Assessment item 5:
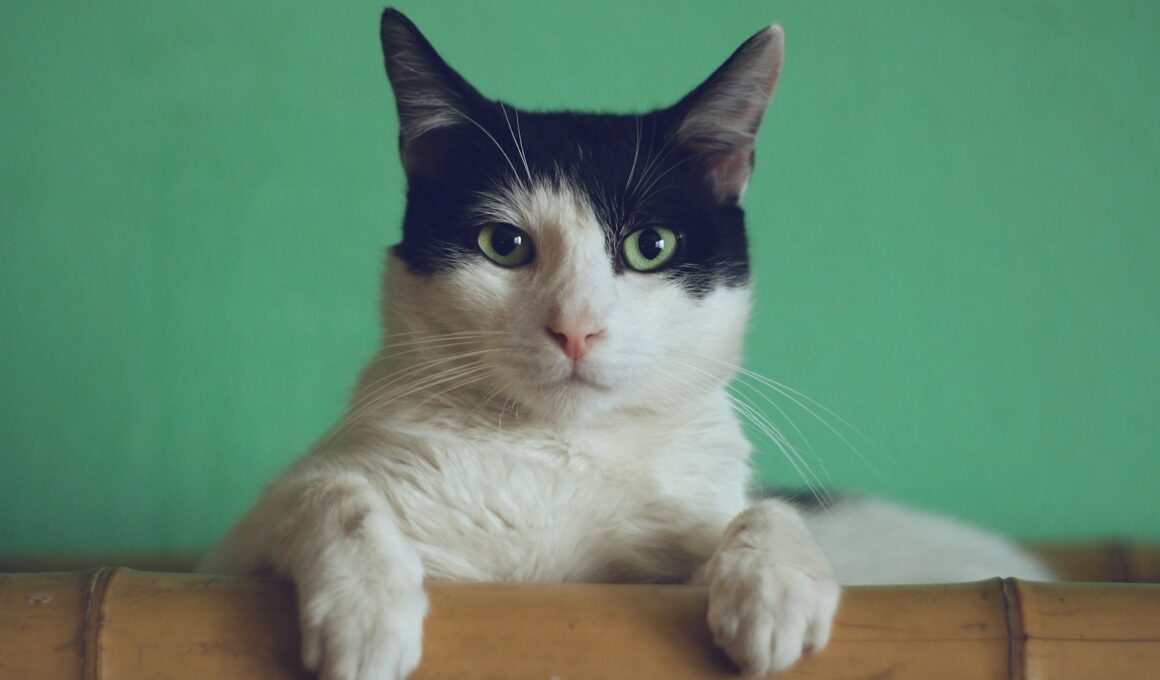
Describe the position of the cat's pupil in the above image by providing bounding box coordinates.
[639,228,666,260]
[491,224,522,256]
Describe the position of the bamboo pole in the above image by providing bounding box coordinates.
[2,569,1158,680]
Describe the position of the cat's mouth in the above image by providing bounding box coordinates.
[541,368,610,393]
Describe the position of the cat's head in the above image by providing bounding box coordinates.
[377,9,782,423]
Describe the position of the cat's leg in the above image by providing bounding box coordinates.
[202,470,428,680]
[698,498,840,676]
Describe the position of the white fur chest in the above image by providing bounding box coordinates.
[333,393,752,584]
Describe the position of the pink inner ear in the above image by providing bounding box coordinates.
[671,25,783,203]
[706,152,755,203]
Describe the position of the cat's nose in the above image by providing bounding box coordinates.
[546,320,604,361]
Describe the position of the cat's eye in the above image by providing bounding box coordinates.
[476,222,534,267]
[622,226,678,272]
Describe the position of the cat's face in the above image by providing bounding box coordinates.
[378,11,782,423]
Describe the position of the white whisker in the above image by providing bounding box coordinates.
[633,151,707,207]
[630,125,681,203]
[672,358,831,504]
[673,349,882,477]
[624,115,643,194]
[412,364,499,409]
[730,374,820,463]
[322,348,501,449]
[730,394,829,503]
[501,102,533,185]
[448,105,523,186]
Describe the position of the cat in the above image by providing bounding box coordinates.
[201,8,1052,679]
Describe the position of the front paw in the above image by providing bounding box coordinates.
[705,543,840,676]
[298,577,429,680]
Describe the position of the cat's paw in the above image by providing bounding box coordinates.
[298,576,429,680]
[704,506,840,675]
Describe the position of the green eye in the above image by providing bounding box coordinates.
[622,226,678,272]
[477,222,534,267]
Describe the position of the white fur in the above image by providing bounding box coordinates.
[807,497,1053,585]
[702,500,841,675]
[203,179,1051,679]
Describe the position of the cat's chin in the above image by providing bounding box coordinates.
[538,376,610,406]
[504,372,619,423]
[540,372,610,393]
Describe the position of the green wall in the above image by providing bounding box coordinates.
[2,2,1157,557]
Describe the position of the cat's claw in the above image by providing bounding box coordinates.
[298,578,428,680]
[704,502,841,675]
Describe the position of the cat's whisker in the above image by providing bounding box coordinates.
[355,349,498,409]
[741,394,831,491]
[644,365,706,412]
[743,369,873,448]
[207,331,498,392]
[502,391,522,425]
[671,357,830,504]
[383,329,508,340]
[500,103,533,186]
[632,120,668,195]
[624,115,643,195]
[469,379,515,422]
[356,360,497,418]
[629,126,681,203]
[376,330,508,354]
[673,349,882,477]
[726,393,800,476]
[377,330,508,352]
[729,373,821,465]
[734,369,884,477]
[325,349,502,446]
[412,365,500,410]
[497,392,515,430]
[727,393,831,507]
[382,337,500,361]
[634,151,708,208]
[447,105,525,187]
[353,336,504,397]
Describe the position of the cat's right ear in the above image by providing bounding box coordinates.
[380,9,480,176]
[670,25,784,204]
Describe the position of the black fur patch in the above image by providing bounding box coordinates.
[382,9,756,297]
[396,109,750,296]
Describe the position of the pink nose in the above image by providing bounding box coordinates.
[546,321,604,361]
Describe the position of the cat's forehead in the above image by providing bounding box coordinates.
[470,176,601,232]
[470,110,645,207]
[479,109,662,231]
[513,110,651,164]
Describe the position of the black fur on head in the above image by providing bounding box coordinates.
[379,8,783,296]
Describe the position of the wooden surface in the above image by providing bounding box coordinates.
[1017,580,1160,680]
[2,568,1159,680]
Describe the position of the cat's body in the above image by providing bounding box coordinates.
[203,10,1051,679]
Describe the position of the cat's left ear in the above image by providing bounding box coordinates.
[671,25,784,203]
[380,9,485,176]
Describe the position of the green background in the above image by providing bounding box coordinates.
[2,1,1157,558]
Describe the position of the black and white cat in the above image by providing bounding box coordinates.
[203,9,1051,679]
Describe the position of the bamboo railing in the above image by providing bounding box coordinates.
[1,544,1158,679]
